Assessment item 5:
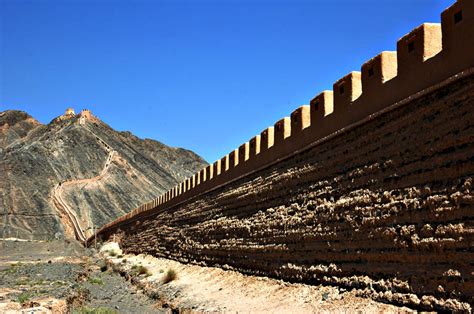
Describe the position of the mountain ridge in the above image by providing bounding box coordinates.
[0,108,207,240]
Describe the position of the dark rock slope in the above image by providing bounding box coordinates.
[0,109,207,240]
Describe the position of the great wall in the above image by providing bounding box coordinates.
[86,0,473,311]
[51,109,117,242]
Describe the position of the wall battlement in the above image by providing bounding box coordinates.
[79,109,92,119]
[87,1,474,310]
[95,0,474,229]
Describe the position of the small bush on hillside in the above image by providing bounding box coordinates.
[88,277,104,285]
[162,269,177,284]
[138,266,149,275]
[133,265,150,276]
[16,292,33,304]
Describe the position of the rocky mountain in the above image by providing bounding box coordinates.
[0,108,207,241]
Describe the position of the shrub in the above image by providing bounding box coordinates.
[162,269,177,284]
[88,277,104,285]
[16,292,33,304]
[136,265,150,276]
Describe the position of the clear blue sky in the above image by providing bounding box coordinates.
[0,0,453,163]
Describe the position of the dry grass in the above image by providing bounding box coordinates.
[162,269,177,284]
[132,264,150,276]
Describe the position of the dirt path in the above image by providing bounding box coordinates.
[101,242,414,313]
[52,184,87,242]
[51,122,117,243]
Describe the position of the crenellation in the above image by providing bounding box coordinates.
[181,181,187,194]
[200,168,207,183]
[273,117,291,146]
[260,127,275,152]
[397,23,442,74]
[206,164,214,180]
[249,135,261,157]
[310,90,334,121]
[442,0,473,52]
[171,186,176,199]
[79,109,93,119]
[290,105,311,134]
[361,51,398,89]
[238,142,250,164]
[229,149,239,169]
[196,173,200,187]
[333,71,362,114]
[214,160,222,176]
[189,175,194,190]
[441,0,474,77]
[221,154,230,173]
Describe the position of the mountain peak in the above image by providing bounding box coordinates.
[1,107,207,240]
[0,110,42,148]
[0,110,41,127]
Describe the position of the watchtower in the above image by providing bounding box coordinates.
[64,108,75,117]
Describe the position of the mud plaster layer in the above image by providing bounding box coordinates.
[102,75,474,311]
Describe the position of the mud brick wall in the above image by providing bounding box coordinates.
[100,74,474,311]
[93,1,474,311]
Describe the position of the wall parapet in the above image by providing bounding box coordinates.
[89,0,474,243]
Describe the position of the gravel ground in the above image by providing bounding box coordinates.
[79,266,163,313]
[0,239,87,266]
[0,239,166,313]
[0,261,84,298]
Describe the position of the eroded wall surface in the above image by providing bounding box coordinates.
[100,75,474,311]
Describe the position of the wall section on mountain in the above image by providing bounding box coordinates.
[0,110,207,240]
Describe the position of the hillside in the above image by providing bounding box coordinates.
[0,109,207,240]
